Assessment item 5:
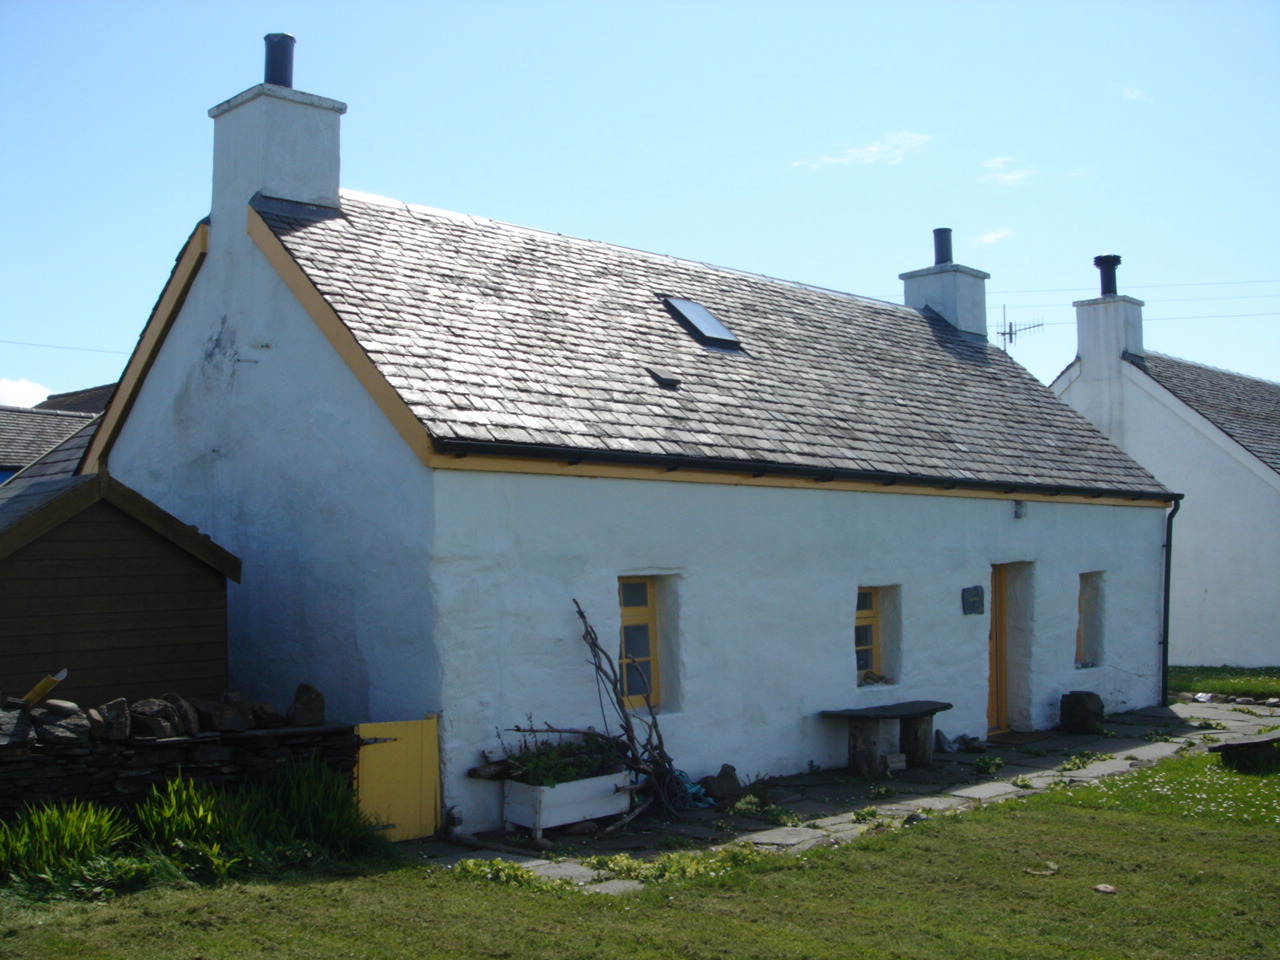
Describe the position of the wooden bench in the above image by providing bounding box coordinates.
[820,700,953,776]
[1206,730,1280,772]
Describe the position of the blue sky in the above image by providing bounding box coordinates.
[2,0,1277,404]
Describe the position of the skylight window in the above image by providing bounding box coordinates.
[662,297,741,349]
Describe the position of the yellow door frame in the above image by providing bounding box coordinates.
[988,565,1009,733]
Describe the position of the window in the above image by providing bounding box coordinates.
[1076,572,1104,668]
[661,297,741,349]
[855,587,880,684]
[618,576,660,708]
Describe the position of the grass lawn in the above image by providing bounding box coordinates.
[1168,665,1280,699]
[3,754,1277,960]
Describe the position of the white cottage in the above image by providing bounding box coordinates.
[88,40,1177,830]
[1052,256,1279,668]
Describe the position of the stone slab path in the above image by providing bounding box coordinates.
[400,698,1279,893]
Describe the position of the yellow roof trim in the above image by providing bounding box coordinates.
[81,223,208,474]
[425,451,1171,507]
[247,206,435,468]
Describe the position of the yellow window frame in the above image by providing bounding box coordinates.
[855,587,880,683]
[618,577,660,709]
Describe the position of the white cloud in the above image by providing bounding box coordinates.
[1065,167,1091,179]
[791,132,932,170]
[974,228,1013,245]
[1123,87,1150,101]
[0,378,53,407]
[980,156,1032,185]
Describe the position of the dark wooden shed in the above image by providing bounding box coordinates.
[0,471,240,708]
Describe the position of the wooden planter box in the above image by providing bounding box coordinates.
[503,770,631,838]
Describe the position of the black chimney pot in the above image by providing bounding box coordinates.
[933,228,953,265]
[1094,254,1122,296]
[264,33,295,88]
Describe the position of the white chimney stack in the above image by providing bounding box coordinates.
[208,34,346,240]
[1073,254,1145,379]
[899,228,991,338]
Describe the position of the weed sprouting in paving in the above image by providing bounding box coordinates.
[1058,750,1111,771]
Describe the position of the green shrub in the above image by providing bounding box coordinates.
[0,801,140,898]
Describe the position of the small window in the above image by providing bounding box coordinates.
[662,297,741,349]
[855,587,880,683]
[619,576,660,708]
[1076,572,1104,668]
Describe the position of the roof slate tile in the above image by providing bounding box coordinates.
[257,193,1167,496]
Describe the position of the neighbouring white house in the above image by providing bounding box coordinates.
[1052,256,1279,668]
[85,38,1178,831]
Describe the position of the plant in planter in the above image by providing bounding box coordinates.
[473,601,691,839]
[500,731,632,839]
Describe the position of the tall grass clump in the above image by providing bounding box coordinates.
[243,758,386,860]
[0,758,386,901]
[0,801,148,898]
[134,776,247,881]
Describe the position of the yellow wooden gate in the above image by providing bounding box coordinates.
[356,716,441,841]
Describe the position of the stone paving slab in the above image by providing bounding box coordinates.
[743,826,829,848]
[527,861,603,884]
[1055,758,1136,780]
[657,822,729,841]
[1113,741,1186,762]
[946,780,1021,800]
[900,794,970,813]
[810,813,860,829]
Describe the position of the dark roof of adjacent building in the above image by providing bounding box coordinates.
[0,406,95,471]
[1140,352,1280,475]
[0,419,238,579]
[255,192,1170,499]
[34,383,117,414]
[0,418,99,521]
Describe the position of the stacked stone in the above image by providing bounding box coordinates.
[0,684,355,816]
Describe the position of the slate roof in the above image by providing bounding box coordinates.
[0,418,98,518]
[34,383,116,414]
[255,192,1169,498]
[0,406,95,471]
[1140,352,1280,475]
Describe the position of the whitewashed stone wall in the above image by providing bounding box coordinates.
[428,470,1166,831]
[1056,361,1280,667]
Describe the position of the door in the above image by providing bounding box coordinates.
[356,716,441,841]
[988,565,1009,733]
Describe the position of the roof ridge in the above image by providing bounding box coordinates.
[0,405,96,419]
[336,188,903,311]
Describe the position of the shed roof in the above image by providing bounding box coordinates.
[0,421,239,580]
[1139,352,1280,475]
[0,406,95,471]
[254,192,1168,499]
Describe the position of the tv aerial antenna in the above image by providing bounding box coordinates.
[996,305,1044,347]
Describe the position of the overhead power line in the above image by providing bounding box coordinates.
[0,339,128,355]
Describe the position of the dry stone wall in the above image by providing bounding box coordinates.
[0,685,356,815]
